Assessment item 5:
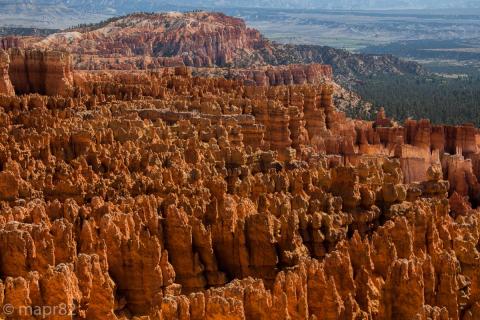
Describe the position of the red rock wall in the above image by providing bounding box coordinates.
[0,36,26,51]
[8,48,74,96]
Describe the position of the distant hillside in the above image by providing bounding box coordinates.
[0,27,58,37]
[2,1,479,14]
[17,12,425,84]
[1,1,479,29]
[264,44,427,83]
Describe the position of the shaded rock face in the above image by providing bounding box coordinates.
[0,65,480,320]
[0,37,25,51]
[8,48,74,96]
[0,49,14,96]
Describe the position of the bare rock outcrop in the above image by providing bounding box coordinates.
[25,12,270,70]
[8,48,74,96]
[0,60,479,320]
[225,64,333,86]
[0,49,14,96]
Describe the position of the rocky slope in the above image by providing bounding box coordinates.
[35,12,270,69]
[193,64,333,86]
[0,49,479,319]
[1,12,426,83]
[265,44,427,83]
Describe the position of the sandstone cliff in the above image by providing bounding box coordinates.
[8,48,74,96]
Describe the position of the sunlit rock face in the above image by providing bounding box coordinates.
[0,11,480,320]
[0,49,14,96]
[0,59,479,319]
[11,12,272,70]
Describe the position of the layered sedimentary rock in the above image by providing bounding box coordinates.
[0,36,27,51]
[8,48,74,96]
[69,68,480,194]
[0,12,424,85]
[0,49,14,96]
[191,64,333,86]
[0,61,480,320]
[24,12,269,69]
[225,64,333,86]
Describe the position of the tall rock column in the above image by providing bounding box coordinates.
[268,103,293,159]
[0,49,14,96]
[320,84,336,129]
[304,86,326,141]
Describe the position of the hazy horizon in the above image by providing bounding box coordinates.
[1,1,479,14]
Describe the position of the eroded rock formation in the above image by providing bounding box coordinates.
[0,49,479,320]
[224,64,333,86]
[8,48,74,96]
[0,49,14,96]
[25,12,269,69]
[0,11,424,84]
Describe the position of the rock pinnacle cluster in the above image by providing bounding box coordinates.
[0,11,479,320]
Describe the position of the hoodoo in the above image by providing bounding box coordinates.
[0,11,479,320]
[0,49,14,96]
